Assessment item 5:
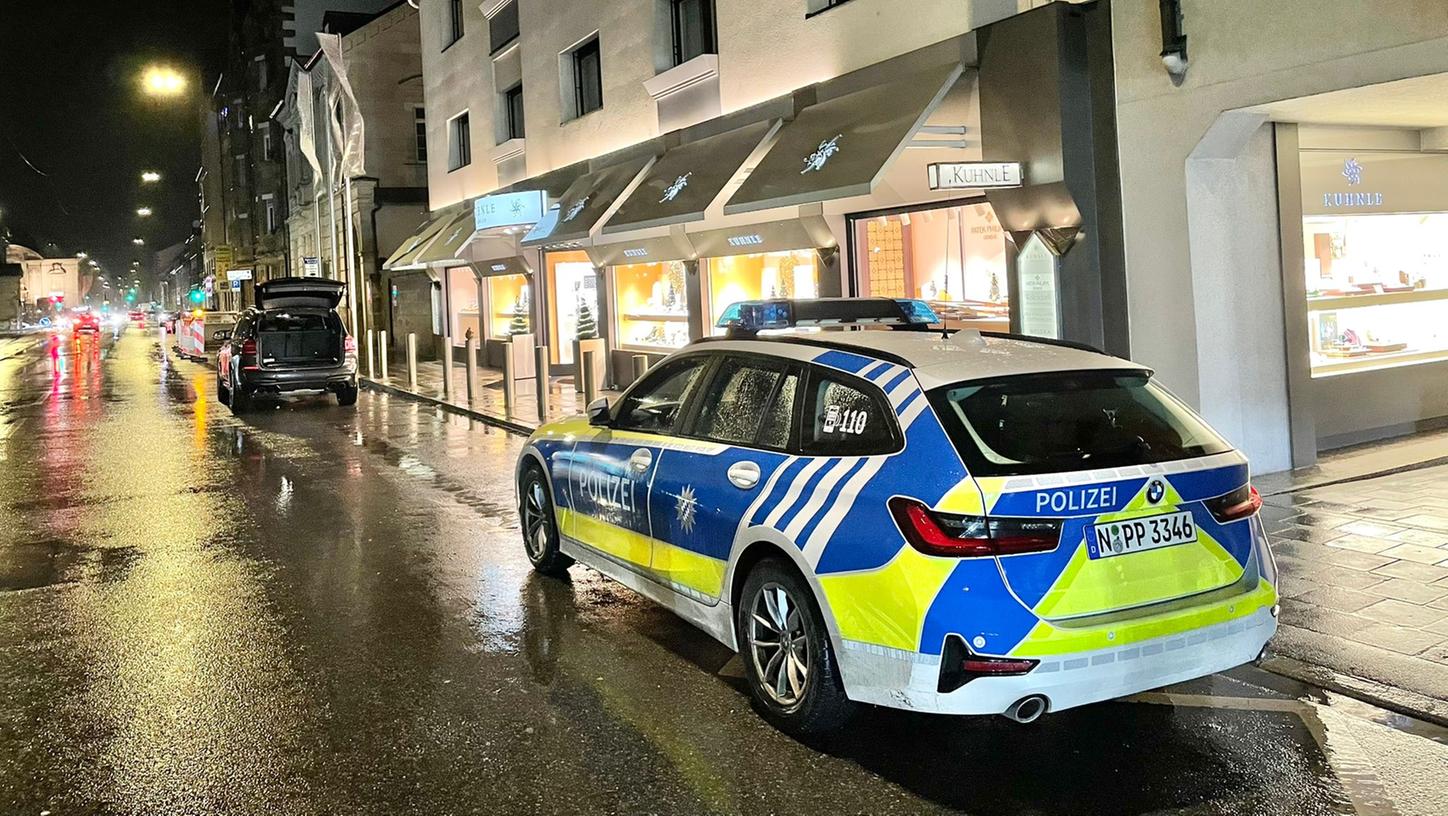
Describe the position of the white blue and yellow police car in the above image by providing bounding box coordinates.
[515,298,1278,734]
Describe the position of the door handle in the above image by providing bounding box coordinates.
[628,449,653,474]
[728,461,761,490]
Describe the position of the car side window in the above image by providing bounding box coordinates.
[613,357,710,436]
[802,369,900,456]
[692,356,800,449]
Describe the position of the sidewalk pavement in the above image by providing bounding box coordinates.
[364,356,1448,723]
[360,356,615,434]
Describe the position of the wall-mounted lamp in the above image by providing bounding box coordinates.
[1159,0,1189,86]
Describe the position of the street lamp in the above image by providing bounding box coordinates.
[142,66,187,98]
[136,207,153,217]
[141,171,161,183]
[77,251,88,259]
[132,237,145,246]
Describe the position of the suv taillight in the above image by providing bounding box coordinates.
[888,497,1060,558]
[344,335,357,356]
[1206,484,1262,523]
[240,338,257,356]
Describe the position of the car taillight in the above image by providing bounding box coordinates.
[240,338,257,356]
[1206,484,1262,523]
[888,497,1060,558]
[937,635,1040,693]
[344,335,357,355]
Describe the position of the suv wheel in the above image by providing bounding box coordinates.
[230,375,251,414]
[216,373,231,406]
[519,466,572,576]
[738,558,855,736]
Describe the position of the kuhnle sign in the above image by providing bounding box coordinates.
[927,162,1023,190]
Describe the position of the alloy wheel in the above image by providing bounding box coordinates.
[522,479,550,559]
[749,582,810,707]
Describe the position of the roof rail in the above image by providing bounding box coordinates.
[979,331,1104,355]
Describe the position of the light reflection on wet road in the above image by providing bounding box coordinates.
[1,331,1445,815]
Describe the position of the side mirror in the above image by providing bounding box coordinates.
[213,329,232,341]
[587,397,611,426]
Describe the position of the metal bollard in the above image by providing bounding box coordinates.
[631,354,650,386]
[442,338,454,398]
[535,345,551,424]
[465,337,478,405]
[573,339,585,393]
[365,329,375,379]
[379,330,389,380]
[502,345,516,412]
[581,348,599,407]
[406,333,418,391]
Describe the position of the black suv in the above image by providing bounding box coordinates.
[216,278,358,412]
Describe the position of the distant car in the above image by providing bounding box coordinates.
[128,309,146,328]
[517,298,1278,734]
[216,278,358,412]
[71,311,101,336]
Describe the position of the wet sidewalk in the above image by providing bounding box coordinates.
[1260,450,1448,725]
[360,356,616,434]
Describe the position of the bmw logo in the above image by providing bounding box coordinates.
[1147,480,1166,504]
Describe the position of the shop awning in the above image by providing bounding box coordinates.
[383,204,467,271]
[603,120,779,234]
[585,233,697,267]
[521,157,654,248]
[414,208,479,267]
[724,63,962,215]
[687,215,835,259]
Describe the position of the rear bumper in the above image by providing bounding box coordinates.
[836,584,1277,717]
[239,364,356,393]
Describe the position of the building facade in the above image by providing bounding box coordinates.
[392,0,1122,382]
[1109,0,1448,471]
[276,2,430,343]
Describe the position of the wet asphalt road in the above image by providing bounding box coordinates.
[1,330,1446,816]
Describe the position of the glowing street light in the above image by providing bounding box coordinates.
[136,207,153,217]
[142,66,187,98]
[77,251,88,259]
[132,237,145,246]
[141,171,162,183]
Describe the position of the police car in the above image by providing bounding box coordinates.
[516,299,1278,734]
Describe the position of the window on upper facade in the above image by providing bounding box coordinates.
[670,0,717,66]
[414,106,428,162]
[262,127,274,162]
[447,0,465,47]
[571,37,603,118]
[805,0,854,16]
[489,0,520,55]
[448,112,472,171]
[263,195,278,234]
[504,84,525,141]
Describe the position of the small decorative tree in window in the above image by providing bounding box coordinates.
[508,296,530,336]
[576,296,597,340]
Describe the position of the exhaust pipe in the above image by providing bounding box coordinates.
[1003,695,1049,724]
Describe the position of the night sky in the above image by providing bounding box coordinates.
[0,1,231,281]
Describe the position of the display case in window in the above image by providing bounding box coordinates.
[613,260,691,351]
[545,251,598,364]
[852,201,1009,332]
[1304,212,1448,377]
[705,249,820,334]
[486,274,530,340]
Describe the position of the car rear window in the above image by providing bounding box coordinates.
[928,372,1233,477]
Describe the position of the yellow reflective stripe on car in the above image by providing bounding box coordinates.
[818,546,957,652]
[559,508,653,569]
[1010,578,1277,658]
[651,540,728,600]
[934,478,986,516]
[1030,532,1244,619]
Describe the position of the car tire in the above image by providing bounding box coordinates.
[217,373,231,406]
[230,377,251,414]
[519,465,573,576]
[336,383,358,406]
[737,557,855,736]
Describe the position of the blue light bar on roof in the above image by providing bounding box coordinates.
[715,298,940,332]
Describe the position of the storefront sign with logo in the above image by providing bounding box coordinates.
[303,256,321,277]
[1301,151,1448,215]
[927,162,1023,190]
[227,268,253,281]
[474,190,547,231]
[1017,234,1061,340]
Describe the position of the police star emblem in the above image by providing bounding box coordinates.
[676,484,698,534]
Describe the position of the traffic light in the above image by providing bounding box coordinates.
[188,288,205,305]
